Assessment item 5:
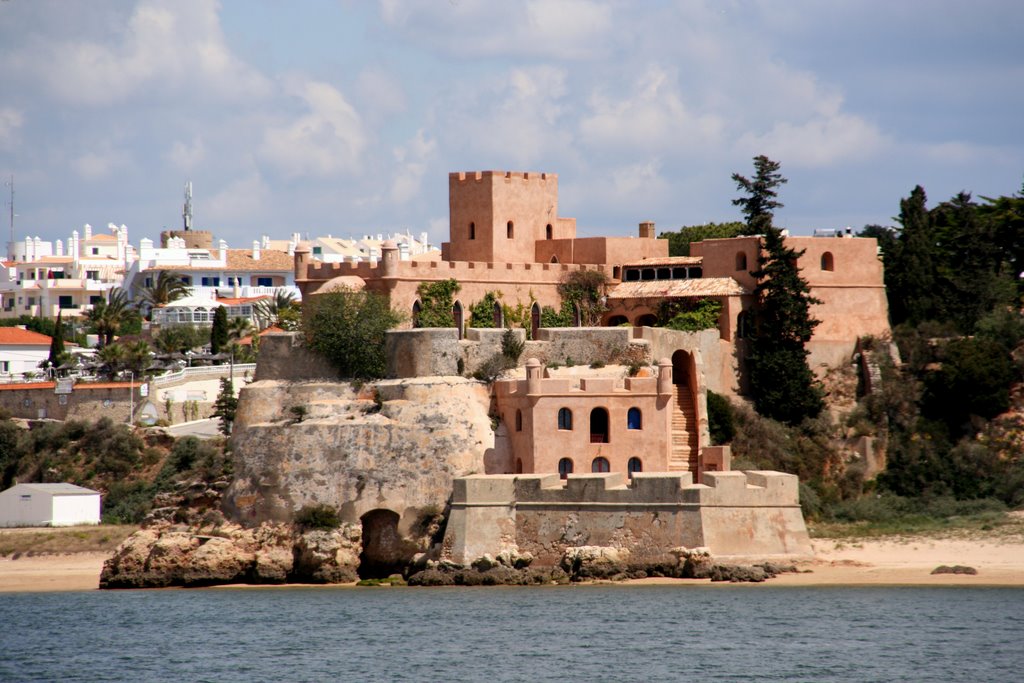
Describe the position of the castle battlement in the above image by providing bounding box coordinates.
[444,470,811,564]
[303,255,608,283]
[450,170,555,184]
[494,374,660,398]
[452,470,799,508]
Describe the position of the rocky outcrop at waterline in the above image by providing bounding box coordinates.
[99,521,363,588]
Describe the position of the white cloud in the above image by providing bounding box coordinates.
[167,136,207,170]
[72,146,131,180]
[0,108,24,148]
[377,0,613,59]
[204,172,270,227]
[16,0,270,106]
[737,112,886,167]
[580,64,724,152]
[355,67,408,117]
[390,130,437,204]
[436,66,573,167]
[259,80,368,178]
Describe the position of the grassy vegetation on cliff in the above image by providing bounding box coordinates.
[0,413,232,525]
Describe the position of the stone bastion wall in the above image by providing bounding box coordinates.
[442,470,812,566]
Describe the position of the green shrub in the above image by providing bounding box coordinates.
[500,328,524,363]
[660,298,723,331]
[303,288,404,380]
[706,390,736,445]
[473,353,514,383]
[295,504,341,530]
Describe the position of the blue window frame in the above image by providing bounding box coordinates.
[557,407,573,430]
[627,407,642,430]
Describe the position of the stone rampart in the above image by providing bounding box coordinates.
[253,332,341,382]
[442,470,811,566]
[385,326,650,379]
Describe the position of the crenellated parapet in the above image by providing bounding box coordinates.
[443,470,812,565]
[450,170,555,184]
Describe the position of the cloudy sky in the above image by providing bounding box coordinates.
[1,0,1022,249]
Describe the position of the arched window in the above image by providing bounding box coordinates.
[515,409,523,432]
[591,457,610,473]
[821,251,834,271]
[493,301,503,327]
[572,302,582,327]
[558,458,573,479]
[590,407,609,444]
[550,255,559,263]
[531,301,541,340]
[627,457,643,478]
[735,252,747,271]
[558,407,573,430]
[507,221,514,238]
[607,315,629,326]
[546,224,553,240]
[627,407,642,430]
[469,222,476,240]
[412,300,422,328]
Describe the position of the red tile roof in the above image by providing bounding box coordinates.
[0,327,52,345]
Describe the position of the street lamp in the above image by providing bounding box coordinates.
[127,370,134,426]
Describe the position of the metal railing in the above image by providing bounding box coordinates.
[152,363,257,386]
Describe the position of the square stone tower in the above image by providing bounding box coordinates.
[444,171,574,263]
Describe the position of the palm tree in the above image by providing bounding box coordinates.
[96,342,126,380]
[84,288,136,347]
[138,271,190,316]
[227,317,252,342]
[254,290,298,329]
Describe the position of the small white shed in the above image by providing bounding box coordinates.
[0,483,102,527]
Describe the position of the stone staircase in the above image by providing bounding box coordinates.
[670,385,699,472]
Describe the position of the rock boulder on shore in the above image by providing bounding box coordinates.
[99,522,362,589]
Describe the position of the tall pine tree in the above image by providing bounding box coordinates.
[47,310,67,370]
[732,156,823,425]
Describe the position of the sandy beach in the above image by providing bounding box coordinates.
[2,535,1022,592]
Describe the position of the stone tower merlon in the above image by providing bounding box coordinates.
[161,229,213,250]
[444,171,577,264]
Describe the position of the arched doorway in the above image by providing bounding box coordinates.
[672,349,691,386]
[493,301,504,327]
[412,300,422,328]
[358,509,412,579]
[452,300,464,339]
[607,315,628,327]
[635,313,657,327]
[531,302,540,340]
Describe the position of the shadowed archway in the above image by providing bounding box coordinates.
[358,509,413,579]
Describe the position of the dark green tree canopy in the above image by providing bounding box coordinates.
[732,155,823,424]
[731,155,787,236]
[660,222,744,256]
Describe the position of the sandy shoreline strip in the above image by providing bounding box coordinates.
[2,538,1022,592]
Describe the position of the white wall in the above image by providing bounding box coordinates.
[51,494,101,526]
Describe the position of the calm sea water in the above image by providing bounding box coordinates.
[2,585,1021,682]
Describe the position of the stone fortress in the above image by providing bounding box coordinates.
[223,169,892,575]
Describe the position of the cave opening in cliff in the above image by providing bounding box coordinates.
[358,509,411,579]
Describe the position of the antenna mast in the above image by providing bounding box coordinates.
[183,180,193,231]
[5,175,12,260]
